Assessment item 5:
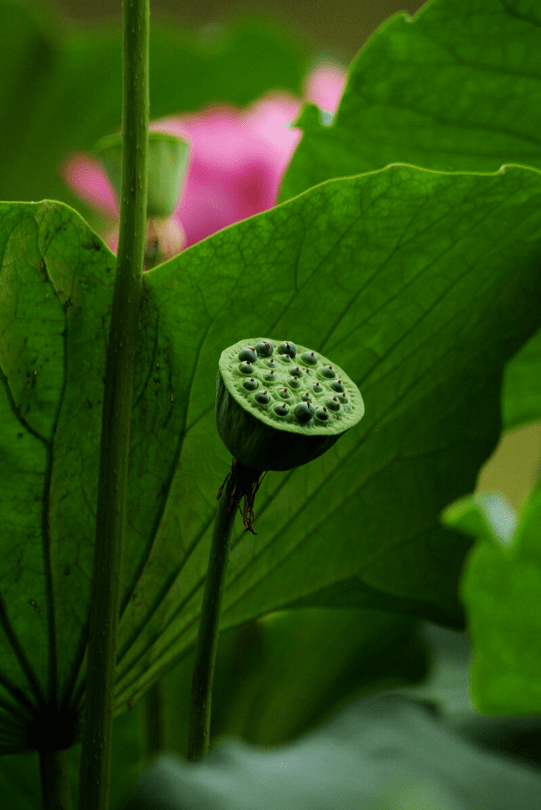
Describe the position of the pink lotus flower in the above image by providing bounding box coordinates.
[63,63,346,257]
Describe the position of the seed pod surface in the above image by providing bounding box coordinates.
[216,337,365,471]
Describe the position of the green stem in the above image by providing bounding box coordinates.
[77,1,149,808]
[187,473,241,760]
[39,749,73,810]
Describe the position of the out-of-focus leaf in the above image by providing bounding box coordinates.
[1,162,541,750]
[159,609,426,755]
[279,0,541,203]
[449,482,541,713]
[124,694,541,810]
[277,0,541,431]
[0,0,308,209]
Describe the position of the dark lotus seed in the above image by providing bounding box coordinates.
[315,407,329,421]
[256,390,270,404]
[325,396,340,411]
[321,365,336,378]
[239,362,254,374]
[243,377,258,391]
[302,351,318,366]
[280,354,292,364]
[312,382,323,393]
[338,392,348,403]
[294,401,315,423]
[274,403,289,416]
[264,371,277,383]
[289,366,303,377]
[279,387,291,399]
[288,376,301,389]
[238,346,257,363]
[256,341,273,357]
[331,379,345,393]
[266,359,277,368]
[278,341,297,358]
[301,392,312,402]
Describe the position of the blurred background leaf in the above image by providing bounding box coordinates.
[0,0,309,216]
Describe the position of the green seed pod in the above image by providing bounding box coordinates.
[239,346,257,363]
[325,396,340,411]
[278,341,297,358]
[256,341,273,357]
[216,338,365,471]
[331,379,345,393]
[302,351,318,365]
[294,401,315,422]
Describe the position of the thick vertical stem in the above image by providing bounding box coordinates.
[77,1,149,808]
[40,749,73,810]
[187,477,240,760]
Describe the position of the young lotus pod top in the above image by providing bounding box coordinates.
[216,338,365,471]
[94,131,190,218]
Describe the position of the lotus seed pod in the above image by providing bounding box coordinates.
[278,341,297,358]
[256,341,273,357]
[216,338,365,471]
[239,346,257,363]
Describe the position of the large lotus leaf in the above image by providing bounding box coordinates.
[445,484,541,714]
[0,0,308,212]
[1,163,541,752]
[124,694,541,810]
[277,0,541,432]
